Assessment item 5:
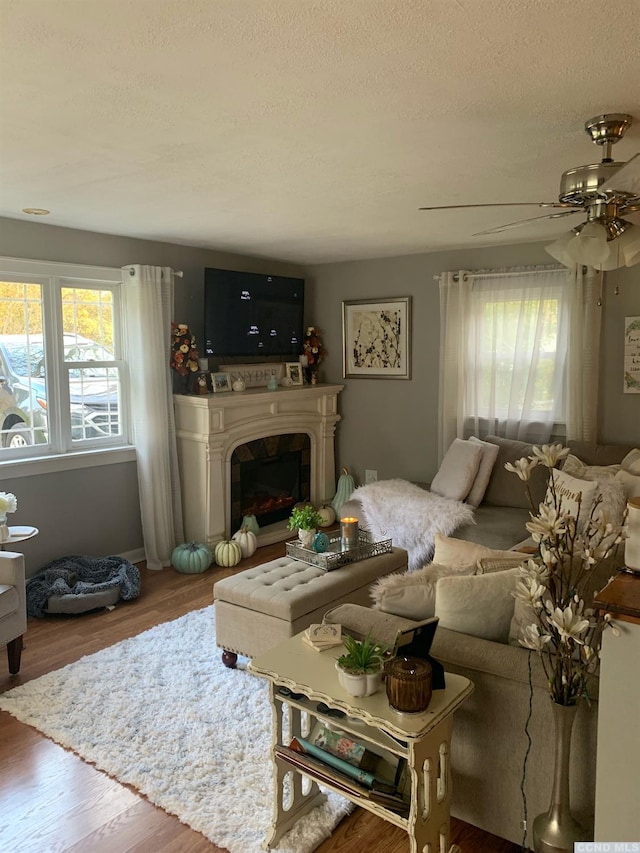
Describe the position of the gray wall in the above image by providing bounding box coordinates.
[0,217,303,575]
[2,216,638,575]
[307,243,640,488]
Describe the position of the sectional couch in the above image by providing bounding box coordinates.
[343,436,636,845]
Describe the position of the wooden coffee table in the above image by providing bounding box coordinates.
[249,632,473,852]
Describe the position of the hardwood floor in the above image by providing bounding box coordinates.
[0,543,519,853]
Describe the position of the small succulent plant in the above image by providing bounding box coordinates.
[337,633,388,674]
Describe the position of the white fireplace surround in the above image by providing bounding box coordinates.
[174,384,344,547]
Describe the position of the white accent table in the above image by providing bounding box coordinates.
[0,526,39,550]
[249,632,472,853]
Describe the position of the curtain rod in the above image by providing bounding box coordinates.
[433,267,566,282]
[126,267,183,278]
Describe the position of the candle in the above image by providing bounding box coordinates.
[340,517,359,550]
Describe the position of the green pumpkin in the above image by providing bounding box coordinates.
[242,514,260,534]
[331,467,355,515]
[214,539,243,567]
[171,541,213,574]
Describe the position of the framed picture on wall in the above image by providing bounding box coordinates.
[285,362,303,385]
[211,372,232,393]
[342,297,412,379]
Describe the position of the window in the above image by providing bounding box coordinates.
[466,275,568,432]
[439,267,570,454]
[0,258,130,460]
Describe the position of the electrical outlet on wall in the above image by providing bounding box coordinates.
[365,469,378,484]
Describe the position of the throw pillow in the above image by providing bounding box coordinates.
[622,448,640,475]
[615,469,640,501]
[430,438,483,501]
[475,555,532,574]
[370,560,475,620]
[592,478,627,525]
[508,597,535,647]
[482,435,551,509]
[546,469,598,526]
[432,532,530,572]
[562,453,621,480]
[435,568,520,643]
[466,436,500,507]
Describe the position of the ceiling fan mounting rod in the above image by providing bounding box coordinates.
[585,113,632,162]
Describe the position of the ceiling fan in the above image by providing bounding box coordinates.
[420,113,640,269]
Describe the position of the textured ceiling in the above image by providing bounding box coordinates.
[1,0,640,264]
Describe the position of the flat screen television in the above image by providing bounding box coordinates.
[204,268,305,358]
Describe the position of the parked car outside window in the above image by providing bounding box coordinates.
[0,334,121,449]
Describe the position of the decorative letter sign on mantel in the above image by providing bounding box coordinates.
[174,384,344,547]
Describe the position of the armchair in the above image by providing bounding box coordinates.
[0,550,27,674]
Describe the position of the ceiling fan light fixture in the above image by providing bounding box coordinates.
[545,229,580,266]
[566,220,609,265]
[619,224,640,267]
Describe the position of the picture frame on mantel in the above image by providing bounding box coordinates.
[342,297,411,379]
[211,372,232,393]
[285,362,303,385]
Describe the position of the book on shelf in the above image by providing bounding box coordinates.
[290,737,377,787]
[274,743,409,816]
[308,721,367,768]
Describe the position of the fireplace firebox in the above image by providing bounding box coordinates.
[230,433,311,533]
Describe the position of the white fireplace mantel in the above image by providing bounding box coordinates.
[174,383,344,547]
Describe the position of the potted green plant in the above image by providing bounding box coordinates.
[288,504,323,548]
[335,633,388,698]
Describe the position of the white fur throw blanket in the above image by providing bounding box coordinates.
[351,479,475,570]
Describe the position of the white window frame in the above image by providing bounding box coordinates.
[0,256,134,476]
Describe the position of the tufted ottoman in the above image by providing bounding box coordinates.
[213,547,408,667]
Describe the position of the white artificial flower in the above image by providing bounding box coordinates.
[550,606,590,644]
[0,492,17,514]
[513,576,546,607]
[539,544,558,567]
[526,504,567,542]
[520,624,552,651]
[504,457,539,481]
[530,444,571,468]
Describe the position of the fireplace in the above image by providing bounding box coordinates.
[230,434,311,532]
[174,383,343,547]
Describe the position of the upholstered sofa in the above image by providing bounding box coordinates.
[343,437,638,845]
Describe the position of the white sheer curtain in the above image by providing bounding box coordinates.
[121,265,184,569]
[439,266,582,459]
[566,264,601,441]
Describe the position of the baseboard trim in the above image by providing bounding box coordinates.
[120,548,146,565]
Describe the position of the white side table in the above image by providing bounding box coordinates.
[0,526,39,550]
[250,632,473,853]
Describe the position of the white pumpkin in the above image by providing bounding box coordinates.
[214,539,242,567]
[232,525,258,558]
[317,504,336,527]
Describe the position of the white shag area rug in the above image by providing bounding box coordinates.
[352,479,475,570]
[0,607,352,853]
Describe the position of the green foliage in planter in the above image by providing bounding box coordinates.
[287,504,323,531]
[337,633,388,674]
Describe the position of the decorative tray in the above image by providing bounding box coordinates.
[286,529,392,571]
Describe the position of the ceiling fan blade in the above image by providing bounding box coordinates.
[599,153,640,198]
[418,202,573,211]
[472,209,582,237]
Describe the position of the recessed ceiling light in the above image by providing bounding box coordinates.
[22,208,50,216]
